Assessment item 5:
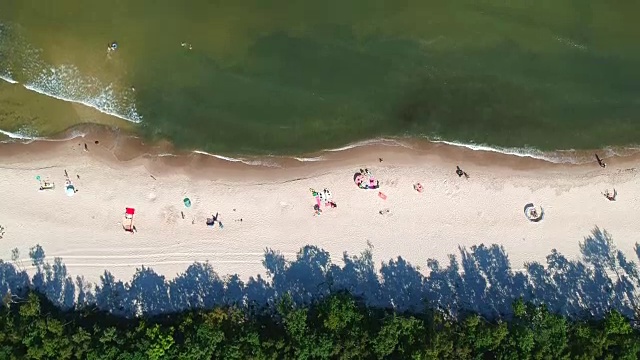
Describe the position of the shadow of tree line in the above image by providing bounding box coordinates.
[0,226,638,320]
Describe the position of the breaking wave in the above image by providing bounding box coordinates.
[0,22,141,123]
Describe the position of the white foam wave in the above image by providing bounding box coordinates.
[192,150,280,167]
[431,140,583,164]
[1,23,142,124]
[0,128,40,140]
[293,156,324,162]
[555,36,587,51]
[0,127,86,143]
[324,138,410,152]
[24,65,142,123]
[0,74,18,84]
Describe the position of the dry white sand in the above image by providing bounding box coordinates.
[0,141,638,285]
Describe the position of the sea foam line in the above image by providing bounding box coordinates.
[0,127,86,143]
[0,68,142,124]
[192,150,281,168]
[23,83,141,124]
[324,138,410,152]
[293,156,324,162]
[0,74,18,84]
[431,140,582,164]
[0,128,40,140]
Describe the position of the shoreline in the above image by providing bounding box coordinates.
[2,123,640,170]
[2,74,640,162]
[3,76,640,162]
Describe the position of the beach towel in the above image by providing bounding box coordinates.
[378,192,387,200]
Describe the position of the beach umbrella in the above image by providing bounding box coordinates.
[353,173,365,187]
[523,203,543,222]
[183,197,191,208]
[65,184,75,197]
[36,175,41,181]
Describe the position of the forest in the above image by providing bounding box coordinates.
[0,290,638,359]
[0,228,639,358]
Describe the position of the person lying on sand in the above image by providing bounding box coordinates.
[413,183,423,192]
[603,189,616,201]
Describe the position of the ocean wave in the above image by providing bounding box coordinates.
[0,128,41,140]
[430,140,588,164]
[192,150,281,168]
[0,127,86,143]
[319,137,590,164]
[0,23,142,124]
[324,138,412,152]
[0,73,17,84]
[555,36,587,51]
[293,156,325,162]
[24,65,142,123]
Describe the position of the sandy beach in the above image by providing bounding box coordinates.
[0,128,638,286]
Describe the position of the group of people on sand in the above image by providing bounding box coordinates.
[37,169,80,195]
[354,168,380,190]
[325,152,616,221]
[311,188,337,216]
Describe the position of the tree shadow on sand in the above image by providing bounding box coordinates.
[0,227,638,320]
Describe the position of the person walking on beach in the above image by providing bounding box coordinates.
[595,154,606,168]
[456,166,470,179]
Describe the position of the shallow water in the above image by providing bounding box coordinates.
[1,0,640,154]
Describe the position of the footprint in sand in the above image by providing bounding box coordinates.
[280,201,292,213]
[442,180,461,197]
[161,205,179,224]
[385,179,399,188]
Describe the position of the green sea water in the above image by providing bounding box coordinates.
[1,1,639,154]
